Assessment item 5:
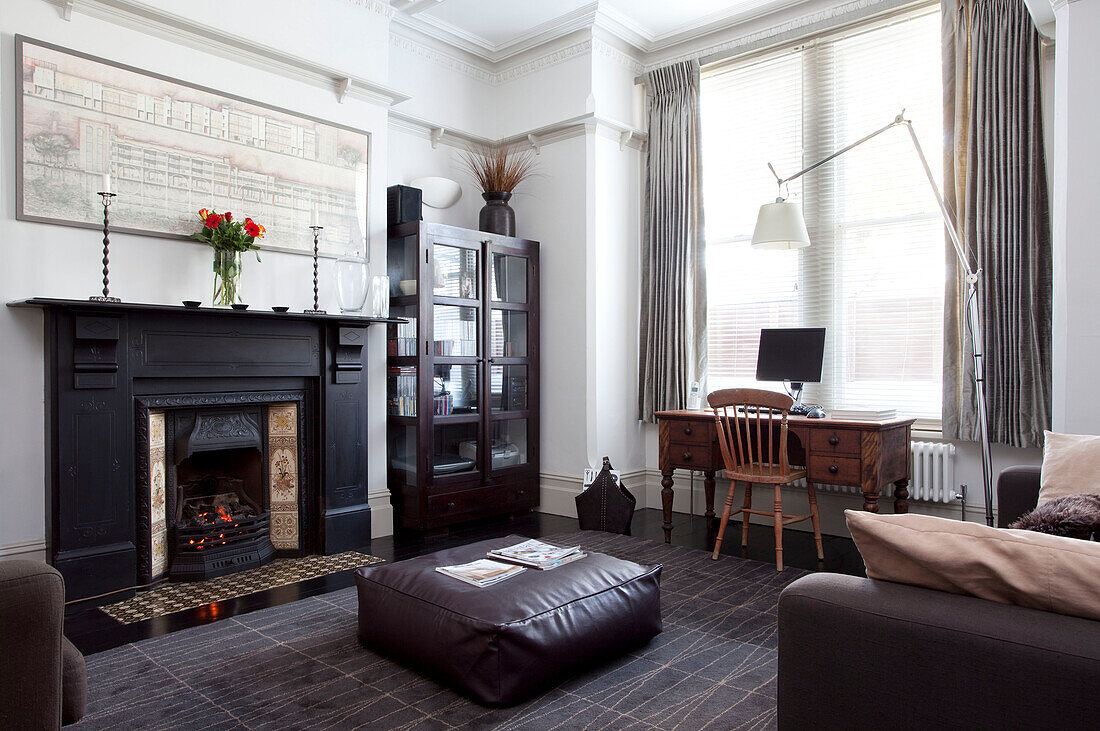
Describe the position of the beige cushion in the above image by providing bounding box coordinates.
[846,510,1100,622]
[1039,430,1100,505]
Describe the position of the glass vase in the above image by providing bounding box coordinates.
[335,241,370,313]
[212,249,242,306]
[367,275,390,318]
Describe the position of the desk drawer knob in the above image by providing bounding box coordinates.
[682,451,693,462]
[684,425,693,436]
[447,501,456,509]
[828,464,839,475]
[828,436,840,446]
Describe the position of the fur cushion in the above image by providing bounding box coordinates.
[1010,494,1100,541]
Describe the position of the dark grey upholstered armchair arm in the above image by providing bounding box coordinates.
[0,560,86,729]
[996,464,1041,527]
[777,573,1100,731]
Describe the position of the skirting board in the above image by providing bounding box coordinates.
[0,538,47,563]
[539,469,987,538]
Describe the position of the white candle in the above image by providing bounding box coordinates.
[102,173,111,194]
[310,203,319,227]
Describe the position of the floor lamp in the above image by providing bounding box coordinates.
[751,110,995,526]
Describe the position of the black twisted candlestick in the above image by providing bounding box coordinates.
[90,192,121,303]
[304,225,326,314]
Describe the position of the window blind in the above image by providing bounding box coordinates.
[701,6,944,423]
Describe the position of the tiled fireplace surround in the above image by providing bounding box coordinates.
[140,395,307,584]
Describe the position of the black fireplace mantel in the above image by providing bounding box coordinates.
[9,297,405,601]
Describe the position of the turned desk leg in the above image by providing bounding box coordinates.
[893,478,910,514]
[862,487,880,513]
[703,470,716,539]
[661,469,674,543]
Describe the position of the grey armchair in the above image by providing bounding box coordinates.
[0,560,86,729]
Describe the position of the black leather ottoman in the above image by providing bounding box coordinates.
[355,535,662,705]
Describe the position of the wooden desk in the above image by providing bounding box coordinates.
[654,410,916,544]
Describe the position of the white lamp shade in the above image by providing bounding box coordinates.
[410,176,463,209]
[751,200,811,250]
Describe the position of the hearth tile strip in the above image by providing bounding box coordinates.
[149,412,168,580]
[268,403,300,550]
[100,551,382,624]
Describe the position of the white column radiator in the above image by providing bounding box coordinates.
[802,441,957,503]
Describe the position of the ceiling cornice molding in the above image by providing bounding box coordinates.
[391,28,595,87]
[390,2,600,63]
[389,29,495,84]
[55,0,409,106]
[592,5,652,51]
[591,36,645,75]
[343,0,396,20]
[495,39,592,85]
[642,0,915,71]
[385,0,899,85]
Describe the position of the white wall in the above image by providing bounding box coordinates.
[1051,0,1100,436]
[0,0,395,560]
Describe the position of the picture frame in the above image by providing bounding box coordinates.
[15,35,370,258]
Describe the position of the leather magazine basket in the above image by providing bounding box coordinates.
[575,457,636,535]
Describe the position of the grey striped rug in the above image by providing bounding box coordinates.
[75,531,807,730]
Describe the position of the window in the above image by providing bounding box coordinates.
[701,6,944,423]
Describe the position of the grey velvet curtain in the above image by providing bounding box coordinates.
[638,60,707,422]
[941,0,1051,447]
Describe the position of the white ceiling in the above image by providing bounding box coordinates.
[390,0,803,58]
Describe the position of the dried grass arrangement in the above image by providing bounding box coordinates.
[459,143,537,193]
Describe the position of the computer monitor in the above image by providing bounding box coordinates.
[756,327,826,412]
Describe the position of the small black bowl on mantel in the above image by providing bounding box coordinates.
[231,303,249,311]
[182,300,201,309]
[271,306,290,313]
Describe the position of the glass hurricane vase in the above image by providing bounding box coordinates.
[335,242,370,313]
[212,249,243,306]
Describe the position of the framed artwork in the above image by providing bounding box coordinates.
[15,35,369,257]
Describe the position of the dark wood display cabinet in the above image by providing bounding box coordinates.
[386,222,540,531]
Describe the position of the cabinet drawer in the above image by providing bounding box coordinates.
[667,441,714,469]
[427,486,505,516]
[809,429,861,456]
[808,455,861,485]
[427,484,534,516]
[667,420,714,444]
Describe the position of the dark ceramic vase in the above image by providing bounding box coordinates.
[478,191,516,236]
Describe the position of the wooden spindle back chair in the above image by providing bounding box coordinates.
[708,388,823,570]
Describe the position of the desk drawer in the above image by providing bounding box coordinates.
[810,429,861,456]
[667,441,714,469]
[808,455,861,485]
[667,420,714,444]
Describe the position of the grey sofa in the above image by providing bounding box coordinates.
[777,466,1100,730]
[0,560,86,729]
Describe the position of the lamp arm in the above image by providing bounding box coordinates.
[770,110,977,281]
[772,116,901,189]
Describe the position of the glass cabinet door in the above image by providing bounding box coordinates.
[485,243,537,478]
[427,237,483,484]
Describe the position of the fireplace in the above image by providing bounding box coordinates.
[20,298,383,601]
[144,400,305,583]
[164,408,275,580]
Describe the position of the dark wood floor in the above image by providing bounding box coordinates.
[65,508,865,656]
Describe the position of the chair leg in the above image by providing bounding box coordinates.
[773,483,784,571]
[740,482,753,548]
[711,481,738,560]
[807,479,824,561]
